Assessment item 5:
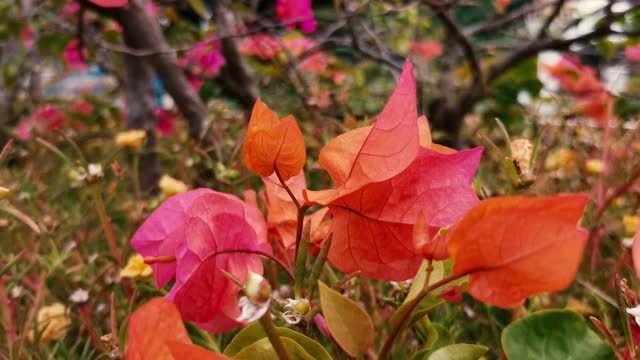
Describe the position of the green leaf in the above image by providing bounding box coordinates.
[187,0,210,19]
[318,281,374,357]
[224,322,331,360]
[411,323,454,360]
[501,310,617,360]
[234,337,314,360]
[427,344,488,360]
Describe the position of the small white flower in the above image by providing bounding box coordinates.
[87,163,103,178]
[10,285,23,298]
[282,298,310,325]
[63,241,77,253]
[95,303,107,314]
[623,237,635,249]
[88,253,99,263]
[69,288,89,304]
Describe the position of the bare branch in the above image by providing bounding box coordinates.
[536,0,566,39]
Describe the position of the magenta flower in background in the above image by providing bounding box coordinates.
[410,40,443,60]
[63,39,87,70]
[15,105,67,140]
[156,108,176,137]
[625,45,640,63]
[185,36,226,77]
[87,0,128,7]
[276,0,317,33]
[239,34,282,61]
[131,190,270,333]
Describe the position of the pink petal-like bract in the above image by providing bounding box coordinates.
[131,189,214,288]
[87,0,128,7]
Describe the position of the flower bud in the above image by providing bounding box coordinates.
[158,175,188,197]
[585,159,604,175]
[510,139,533,174]
[115,130,146,149]
[245,272,272,305]
[0,186,10,200]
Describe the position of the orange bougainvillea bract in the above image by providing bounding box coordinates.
[261,171,330,257]
[305,61,482,280]
[544,55,614,125]
[125,297,229,360]
[447,194,589,308]
[242,99,306,181]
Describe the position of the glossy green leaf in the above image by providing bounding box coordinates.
[224,322,331,360]
[501,310,616,360]
[234,337,314,360]
[427,344,488,360]
[318,281,374,357]
[411,323,454,360]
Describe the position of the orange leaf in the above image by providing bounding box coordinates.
[242,99,306,181]
[306,60,419,204]
[448,194,589,308]
[125,298,192,360]
[166,341,230,360]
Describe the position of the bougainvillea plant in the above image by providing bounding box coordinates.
[119,60,619,359]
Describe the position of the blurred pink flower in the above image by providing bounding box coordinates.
[21,26,34,50]
[87,0,128,7]
[625,45,640,63]
[276,0,316,33]
[131,190,269,333]
[146,2,157,16]
[61,2,80,18]
[185,36,226,77]
[239,34,282,61]
[156,108,176,137]
[63,39,87,70]
[410,40,443,60]
[544,55,613,125]
[15,105,67,140]
[69,101,94,116]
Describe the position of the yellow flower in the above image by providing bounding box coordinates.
[29,303,71,342]
[623,215,640,237]
[159,175,188,197]
[510,139,534,173]
[585,159,604,175]
[120,253,153,279]
[0,186,9,200]
[114,130,147,149]
[544,148,577,173]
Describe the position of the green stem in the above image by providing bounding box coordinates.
[294,222,311,299]
[378,269,466,359]
[258,309,291,360]
[307,234,333,300]
[132,151,141,199]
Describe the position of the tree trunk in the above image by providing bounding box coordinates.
[210,0,258,109]
[122,53,160,193]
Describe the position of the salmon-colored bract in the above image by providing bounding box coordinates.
[306,61,482,280]
[242,99,306,181]
[448,194,589,308]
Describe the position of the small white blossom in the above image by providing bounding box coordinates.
[87,163,103,178]
[282,298,310,325]
[10,285,23,298]
[69,288,89,304]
